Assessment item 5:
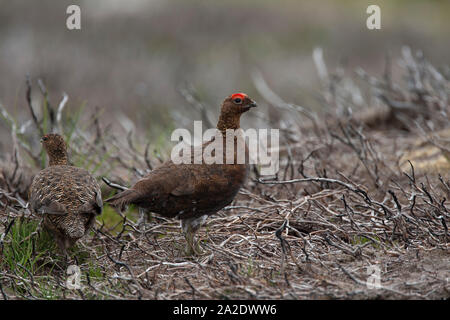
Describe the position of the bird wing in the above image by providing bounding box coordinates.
[31,197,67,215]
[29,170,68,215]
[123,160,236,204]
[30,166,102,216]
[169,165,231,197]
[170,179,196,196]
[78,189,103,215]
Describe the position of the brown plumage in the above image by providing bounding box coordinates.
[29,134,103,255]
[107,93,257,254]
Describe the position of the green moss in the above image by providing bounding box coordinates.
[351,235,382,249]
[87,263,103,280]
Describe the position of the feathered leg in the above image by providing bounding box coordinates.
[181,216,207,256]
[137,207,147,231]
[54,233,70,262]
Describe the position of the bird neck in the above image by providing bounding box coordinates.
[216,114,241,134]
[48,152,69,166]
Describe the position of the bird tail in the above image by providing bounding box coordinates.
[105,189,140,211]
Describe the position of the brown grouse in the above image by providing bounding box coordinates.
[29,134,103,255]
[107,93,257,255]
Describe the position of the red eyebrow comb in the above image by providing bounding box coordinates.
[231,93,247,100]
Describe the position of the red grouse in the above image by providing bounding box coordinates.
[29,134,103,255]
[107,93,257,254]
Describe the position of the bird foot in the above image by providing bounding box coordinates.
[137,219,146,232]
[184,239,209,256]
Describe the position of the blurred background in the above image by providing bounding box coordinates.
[0,0,449,150]
[1,1,449,300]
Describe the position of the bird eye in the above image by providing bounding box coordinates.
[42,136,48,141]
[233,98,242,104]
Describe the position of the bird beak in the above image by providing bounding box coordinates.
[40,138,43,143]
[241,101,257,113]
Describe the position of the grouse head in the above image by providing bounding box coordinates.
[217,93,257,132]
[40,133,69,166]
